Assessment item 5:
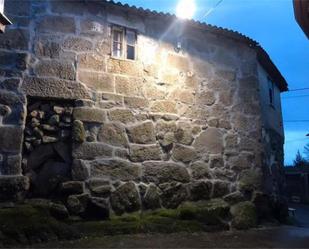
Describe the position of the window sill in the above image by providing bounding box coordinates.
[110,56,136,62]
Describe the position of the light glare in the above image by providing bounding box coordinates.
[176,0,196,19]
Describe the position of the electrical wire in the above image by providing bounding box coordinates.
[286,87,309,92]
[202,0,224,18]
[284,120,309,123]
[282,94,309,99]
[285,138,309,143]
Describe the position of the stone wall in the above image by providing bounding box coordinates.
[257,63,286,202]
[261,128,285,197]
[23,99,74,198]
[0,0,285,219]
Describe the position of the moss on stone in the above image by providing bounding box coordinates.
[238,169,262,192]
[150,208,179,219]
[72,120,86,143]
[75,219,142,236]
[74,200,231,237]
[0,205,80,246]
[73,210,205,236]
[1,205,209,245]
[112,212,141,222]
[1,199,262,246]
[230,201,257,230]
[141,216,204,233]
[178,199,230,225]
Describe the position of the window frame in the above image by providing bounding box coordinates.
[125,29,137,60]
[111,25,125,59]
[268,77,275,108]
[110,24,137,61]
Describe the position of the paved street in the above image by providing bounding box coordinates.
[290,203,309,228]
[31,226,309,248]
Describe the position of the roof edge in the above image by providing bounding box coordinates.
[0,12,12,26]
[103,0,288,92]
[293,0,309,39]
[256,46,288,92]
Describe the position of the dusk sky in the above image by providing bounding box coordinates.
[119,0,309,165]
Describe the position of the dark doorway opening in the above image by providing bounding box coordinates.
[22,97,74,199]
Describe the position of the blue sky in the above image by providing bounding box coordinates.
[119,0,309,165]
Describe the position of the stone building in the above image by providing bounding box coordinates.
[285,166,309,204]
[0,0,288,219]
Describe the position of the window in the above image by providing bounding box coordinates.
[126,30,136,60]
[112,27,124,58]
[268,78,275,106]
[111,25,137,60]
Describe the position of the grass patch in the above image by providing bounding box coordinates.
[73,211,207,236]
[73,200,230,236]
[0,199,231,246]
[0,205,79,246]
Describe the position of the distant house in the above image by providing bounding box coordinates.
[0,0,288,223]
[285,166,309,203]
[293,0,309,38]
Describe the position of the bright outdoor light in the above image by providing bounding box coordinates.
[176,0,196,19]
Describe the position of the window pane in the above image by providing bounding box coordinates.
[127,45,135,60]
[112,27,123,58]
[113,42,122,57]
[113,30,123,43]
[126,30,136,46]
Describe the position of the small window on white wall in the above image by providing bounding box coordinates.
[268,78,275,107]
[111,25,137,60]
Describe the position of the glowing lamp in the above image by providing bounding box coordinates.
[176,0,196,20]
